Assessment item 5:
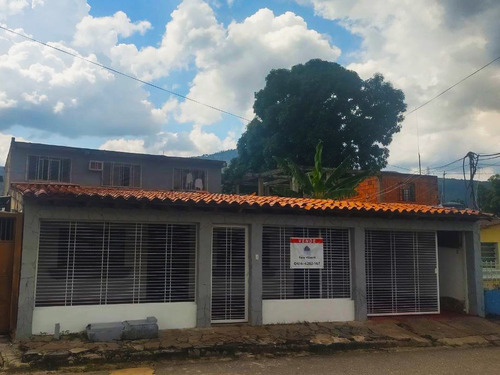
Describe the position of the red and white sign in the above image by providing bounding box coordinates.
[290,238,324,269]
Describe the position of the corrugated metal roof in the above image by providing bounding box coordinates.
[12,183,482,219]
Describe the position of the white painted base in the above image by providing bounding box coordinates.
[32,302,197,335]
[262,299,355,324]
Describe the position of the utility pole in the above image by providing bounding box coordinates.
[465,152,479,210]
[442,171,446,204]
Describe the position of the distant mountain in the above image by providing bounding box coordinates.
[437,177,490,204]
[199,149,238,164]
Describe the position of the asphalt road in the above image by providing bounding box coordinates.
[150,347,500,375]
[21,347,500,375]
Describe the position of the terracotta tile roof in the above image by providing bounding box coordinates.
[12,183,482,219]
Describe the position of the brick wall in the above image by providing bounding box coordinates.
[353,173,439,205]
[352,176,380,203]
[380,174,438,205]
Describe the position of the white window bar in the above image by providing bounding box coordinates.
[35,221,196,307]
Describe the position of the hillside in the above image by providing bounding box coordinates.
[199,149,238,163]
[438,177,490,204]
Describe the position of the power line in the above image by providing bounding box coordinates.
[478,152,500,157]
[0,24,253,123]
[406,55,500,116]
[428,157,465,172]
[385,164,413,171]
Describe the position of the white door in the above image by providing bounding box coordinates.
[211,226,248,323]
[365,230,440,316]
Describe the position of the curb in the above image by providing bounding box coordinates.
[4,335,496,372]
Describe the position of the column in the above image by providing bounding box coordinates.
[196,219,212,327]
[351,226,367,321]
[249,223,263,325]
[465,226,485,317]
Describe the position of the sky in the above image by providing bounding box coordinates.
[0,0,499,180]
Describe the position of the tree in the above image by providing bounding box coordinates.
[273,141,371,199]
[224,59,406,190]
[478,174,500,215]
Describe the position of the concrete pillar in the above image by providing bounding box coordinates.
[16,202,39,338]
[196,219,212,327]
[257,178,264,196]
[248,223,263,325]
[464,226,485,317]
[351,226,367,321]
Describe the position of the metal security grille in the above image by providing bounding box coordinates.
[365,230,439,316]
[28,155,71,183]
[102,162,141,187]
[36,221,196,307]
[211,226,247,323]
[0,218,14,241]
[262,226,350,300]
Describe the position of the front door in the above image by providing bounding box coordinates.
[211,226,248,323]
[0,217,16,334]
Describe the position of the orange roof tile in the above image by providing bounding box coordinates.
[12,183,482,219]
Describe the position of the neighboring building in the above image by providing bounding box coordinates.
[236,170,439,206]
[353,172,439,205]
[481,219,500,289]
[10,182,485,338]
[4,138,226,197]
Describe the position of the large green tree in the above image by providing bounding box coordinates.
[479,174,500,216]
[224,59,406,191]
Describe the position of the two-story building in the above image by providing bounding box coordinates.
[1,139,487,339]
[4,138,225,199]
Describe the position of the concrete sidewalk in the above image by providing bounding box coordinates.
[2,316,500,371]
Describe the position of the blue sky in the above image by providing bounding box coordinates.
[0,0,499,179]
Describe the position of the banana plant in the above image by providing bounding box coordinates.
[273,141,372,199]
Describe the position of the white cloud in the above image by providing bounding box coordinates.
[73,11,151,55]
[0,131,26,164]
[298,0,500,178]
[100,132,197,157]
[0,91,16,108]
[0,0,342,160]
[99,138,145,154]
[0,0,28,20]
[100,125,237,158]
[22,91,47,104]
[176,7,341,125]
[109,1,340,126]
[0,29,162,137]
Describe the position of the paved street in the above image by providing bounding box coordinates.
[17,346,500,375]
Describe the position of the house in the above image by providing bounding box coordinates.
[353,172,439,205]
[481,218,500,289]
[234,169,439,206]
[4,138,226,198]
[1,140,487,339]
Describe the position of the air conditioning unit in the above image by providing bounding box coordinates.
[89,160,103,171]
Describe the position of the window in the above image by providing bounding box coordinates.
[400,183,416,202]
[35,221,197,307]
[173,168,206,191]
[262,226,350,300]
[0,218,14,241]
[28,155,70,182]
[102,162,141,187]
[481,242,498,269]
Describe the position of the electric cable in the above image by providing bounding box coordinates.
[0,24,253,123]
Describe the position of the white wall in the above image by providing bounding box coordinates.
[262,299,354,324]
[32,302,197,335]
[438,246,466,302]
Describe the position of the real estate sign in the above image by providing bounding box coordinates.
[290,238,324,269]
